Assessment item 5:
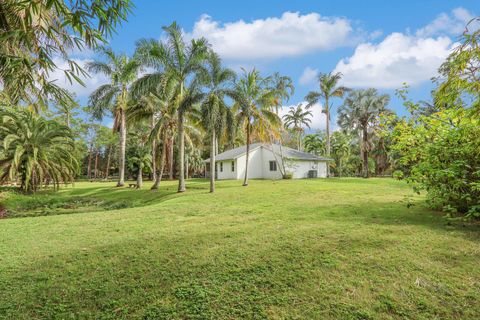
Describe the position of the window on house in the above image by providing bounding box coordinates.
[231,161,235,172]
[269,160,277,171]
[220,162,223,172]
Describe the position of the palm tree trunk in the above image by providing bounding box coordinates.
[185,153,189,180]
[94,149,99,179]
[325,96,330,178]
[136,166,143,189]
[104,146,112,180]
[151,117,157,183]
[243,122,250,187]
[87,143,93,180]
[177,111,186,193]
[168,137,174,180]
[362,127,369,178]
[210,130,216,193]
[117,109,126,187]
[151,140,166,190]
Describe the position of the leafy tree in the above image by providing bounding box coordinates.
[127,145,152,189]
[134,22,208,193]
[330,131,351,177]
[303,132,325,155]
[0,109,77,192]
[305,72,348,177]
[229,69,280,186]
[0,0,132,107]
[200,52,235,193]
[282,104,312,150]
[87,47,141,187]
[391,23,480,218]
[338,89,390,178]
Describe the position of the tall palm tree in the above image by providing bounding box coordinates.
[337,88,390,178]
[282,104,312,150]
[134,22,208,193]
[305,72,348,177]
[200,52,235,193]
[270,72,294,115]
[228,69,280,186]
[0,109,78,192]
[87,47,141,187]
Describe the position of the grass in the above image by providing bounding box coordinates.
[0,178,479,319]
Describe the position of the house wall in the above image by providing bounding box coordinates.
[216,159,237,180]
[235,146,263,179]
[285,160,327,178]
[215,146,328,180]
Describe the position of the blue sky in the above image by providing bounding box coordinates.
[60,0,479,130]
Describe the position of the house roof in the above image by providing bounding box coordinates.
[205,143,332,162]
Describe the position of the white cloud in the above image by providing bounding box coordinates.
[279,102,326,131]
[299,67,318,86]
[416,7,476,37]
[334,33,455,89]
[189,12,357,61]
[49,57,109,98]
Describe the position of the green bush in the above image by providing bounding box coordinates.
[392,170,404,180]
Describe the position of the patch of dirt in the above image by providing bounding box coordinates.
[0,205,8,218]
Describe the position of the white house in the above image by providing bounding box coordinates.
[205,143,331,180]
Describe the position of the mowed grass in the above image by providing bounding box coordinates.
[0,179,479,319]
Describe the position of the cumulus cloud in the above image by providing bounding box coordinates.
[334,33,454,88]
[416,7,477,37]
[279,102,326,131]
[299,67,318,86]
[189,12,357,61]
[49,57,109,98]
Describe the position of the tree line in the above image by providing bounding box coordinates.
[0,1,478,218]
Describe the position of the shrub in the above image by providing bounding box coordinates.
[392,170,404,180]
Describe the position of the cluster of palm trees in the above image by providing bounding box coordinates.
[86,22,294,193]
[282,74,391,178]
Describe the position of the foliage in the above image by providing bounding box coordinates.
[338,89,390,178]
[391,102,480,217]
[303,132,325,155]
[0,0,132,107]
[390,23,480,218]
[282,104,312,150]
[0,109,78,192]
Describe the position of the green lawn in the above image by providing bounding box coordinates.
[1,178,479,319]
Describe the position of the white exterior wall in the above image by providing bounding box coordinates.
[216,159,237,180]
[235,147,263,179]
[214,145,328,180]
[285,160,327,179]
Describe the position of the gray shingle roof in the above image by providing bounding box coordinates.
[205,143,332,162]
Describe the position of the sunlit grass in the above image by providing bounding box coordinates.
[1,178,479,319]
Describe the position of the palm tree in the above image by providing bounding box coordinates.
[282,104,312,150]
[0,109,78,192]
[52,92,79,128]
[228,69,280,186]
[134,22,208,193]
[305,72,348,177]
[128,146,152,189]
[270,72,294,115]
[337,88,390,178]
[303,133,325,155]
[86,47,141,187]
[331,131,350,177]
[200,52,235,193]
